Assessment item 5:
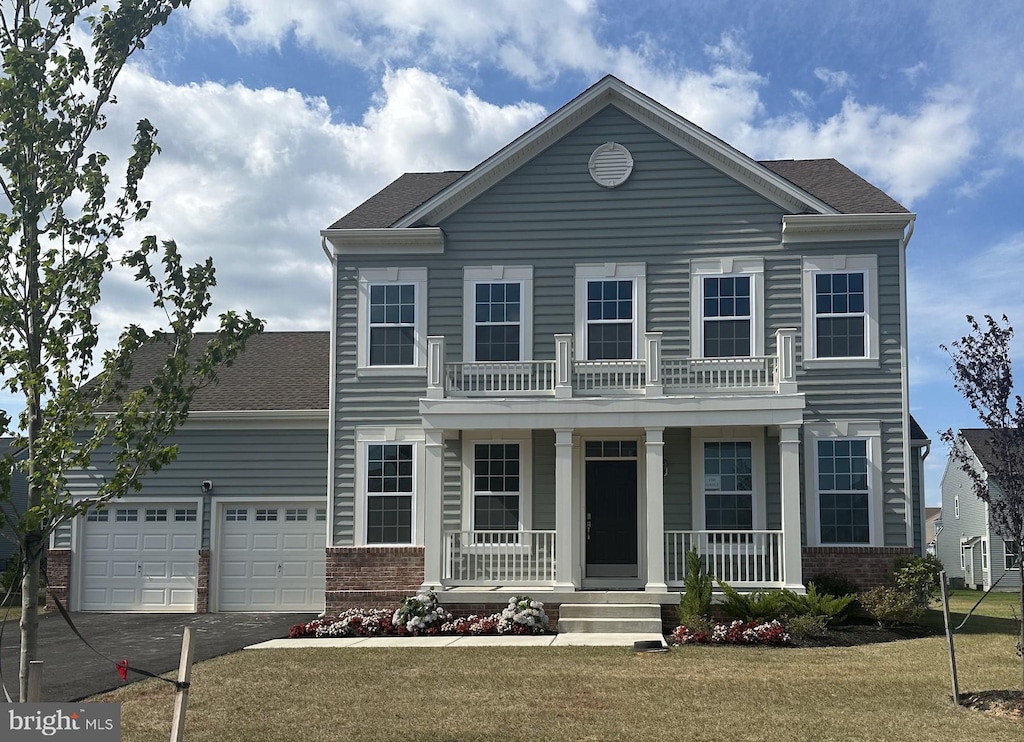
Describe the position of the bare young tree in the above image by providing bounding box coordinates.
[0,1,262,701]
[941,314,1024,689]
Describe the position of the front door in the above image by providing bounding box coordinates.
[585,458,638,578]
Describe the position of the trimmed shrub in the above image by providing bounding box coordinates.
[718,580,786,622]
[859,585,922,626]
[781,583,856,626]
[892,554,942,610]
[785,613,830,639]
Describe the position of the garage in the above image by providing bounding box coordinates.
[78,503,200,612]
[215,501,327,612]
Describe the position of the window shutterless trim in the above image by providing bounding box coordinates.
[574,263,646,361]
[802,255,879,366]
[356,267,428,369]
[690,257,764,359]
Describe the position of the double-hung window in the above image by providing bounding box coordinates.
[816,439,870,544]
[574,263,646,361]
[472,443,521,532]
[1005,540,1020,570]
[358,267,427,369]
[463,266,533,363]
[703,442,754,531]
[365,443,414,544]
[803,256,878,366]
[691,258,763,359]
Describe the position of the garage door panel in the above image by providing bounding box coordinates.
[141,561,169,578]
[171,534,198,550]
[171,561,196,578]
[83,534,111,550]
[112,534,140,551]
[110,560,139,578]
[217,500,326,612]
[169,589,195,606]
[83,560,112,578]
[141,533,169,550]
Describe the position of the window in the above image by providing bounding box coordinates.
[145,508,168,522]
[814,272,865,357]
[574,263,645,361]
[691,258,763,359]
[1006,540,1020,570]
[472,444,521,531]
[285,508,308,522]
[86,509,108,522]
[175,508,197,522]
[954,496,960,519]
[703,442,753,530]
[981,539,989,571]
[358,268,427,369]
[366,443,414,544]
[115,508,138,523]
[474,283,521,361]
[703,276,751,357]
[959,541,967,570]
[315,508,327,522]
[817,439,870,544]
[256,508,278,522]
[226,508,247,522]
[802,255,878,366]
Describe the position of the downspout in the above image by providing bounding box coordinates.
[899,216,917,551]
[321,234,337,617]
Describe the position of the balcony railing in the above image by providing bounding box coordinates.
[664,530,785,588]
[425,329,797,399]
[443,530,557,585]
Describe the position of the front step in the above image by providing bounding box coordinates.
[557,603,663,634]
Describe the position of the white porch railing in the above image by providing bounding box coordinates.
[665,530,785,588]
[443,530,557,585]
[425,328,798,399]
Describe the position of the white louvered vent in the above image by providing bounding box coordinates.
[588,142,634,188]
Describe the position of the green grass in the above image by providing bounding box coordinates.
[89,603,1024,742]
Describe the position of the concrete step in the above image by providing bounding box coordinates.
[558,603,661,620]
[557,616,664,634]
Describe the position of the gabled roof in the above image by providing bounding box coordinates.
[91,332,329,413]
[960,428,1002,474]
[327,75,909,231]
[909,415,929,444]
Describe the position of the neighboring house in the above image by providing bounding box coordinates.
[936,429,1021,592]
[924,507,941,556]
[319,74,925,619]
[0,438,29,574]
[45,332,329,612]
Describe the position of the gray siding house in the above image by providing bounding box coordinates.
[321,75,924,617]
[45,332,330,612]
[936,429,1021,592]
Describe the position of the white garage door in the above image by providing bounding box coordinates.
[80,504,199,612]
[217,503,327,612]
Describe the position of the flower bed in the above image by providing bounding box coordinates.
[290,593,552,638]
[670,619,791,646]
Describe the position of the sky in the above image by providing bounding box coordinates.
[4,0,1024,506]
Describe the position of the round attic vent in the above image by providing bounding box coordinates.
[589,142,634,188]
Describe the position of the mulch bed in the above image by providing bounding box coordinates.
[787,619,940,648]
[959,690,1024,719]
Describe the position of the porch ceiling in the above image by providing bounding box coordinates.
[419,392,805,431]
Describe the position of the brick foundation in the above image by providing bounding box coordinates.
[325,546,425,614]
[196,549,210,613]
[802,546,914,591]
[45,548,71,610]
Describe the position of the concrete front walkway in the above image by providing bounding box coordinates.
[247,633,668,649]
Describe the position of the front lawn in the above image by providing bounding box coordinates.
[91,603,1023,742]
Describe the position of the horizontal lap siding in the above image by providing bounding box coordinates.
[664,429,692,531]
[532,430,555,530]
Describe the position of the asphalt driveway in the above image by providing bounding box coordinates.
[0,611,315,701]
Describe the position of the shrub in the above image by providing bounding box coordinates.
[678,548,712,626]
[784,613,830,639]
[718,580,786,622]
[805,573,859,598]
[859,585,923,626]
[497,596,549,634]
[392,588,453,634]
[0,552,22,595]
[782,583,855,626]
[892,554,942,610]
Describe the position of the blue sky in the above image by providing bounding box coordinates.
[6,0,1024,505]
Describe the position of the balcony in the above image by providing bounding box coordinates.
[426,328,797,399]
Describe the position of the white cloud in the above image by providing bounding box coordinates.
[901,61,927,85]
[813,67,852,92]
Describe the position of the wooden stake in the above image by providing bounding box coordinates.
[169,627,196,742]
[939,571,960,705]
[27,660,42,702]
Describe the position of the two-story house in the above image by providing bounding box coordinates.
[321,75,924,620]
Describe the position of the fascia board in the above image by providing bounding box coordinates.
[783,213,916,243]
[321,227,445,255]
[394,76,837,228]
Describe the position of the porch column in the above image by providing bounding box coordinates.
[644,427,667,592]
[554,428,578,589]
[779,424,804,591]
[421,429,445,589]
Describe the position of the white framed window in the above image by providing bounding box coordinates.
[462,434,532,541]
[225,508,247,522]
[175,508,197,522]
[692,431,765,534]
[355,427,424,547]
[357,267,428,370]
[463,266,534,362]
[115,508,138,523]
[959,540,967,570]
[954,496,960,519]
[802,255,879,367]
[691,258,764,358]
[1005,540,1020,570]
[285,508,308,522]
[315,508,327,522]
[981,538,989,571]
[804,421,883,546]
[86,509,108,522]
[256,508,278,522]
[575,263,646,361]
[145,508,168,522]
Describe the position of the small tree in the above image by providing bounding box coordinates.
[0,1,263,701]
[940,314,1024,689]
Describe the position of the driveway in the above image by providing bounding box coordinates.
[0,611,315,701]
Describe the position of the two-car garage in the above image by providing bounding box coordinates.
[75,499,326,613]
